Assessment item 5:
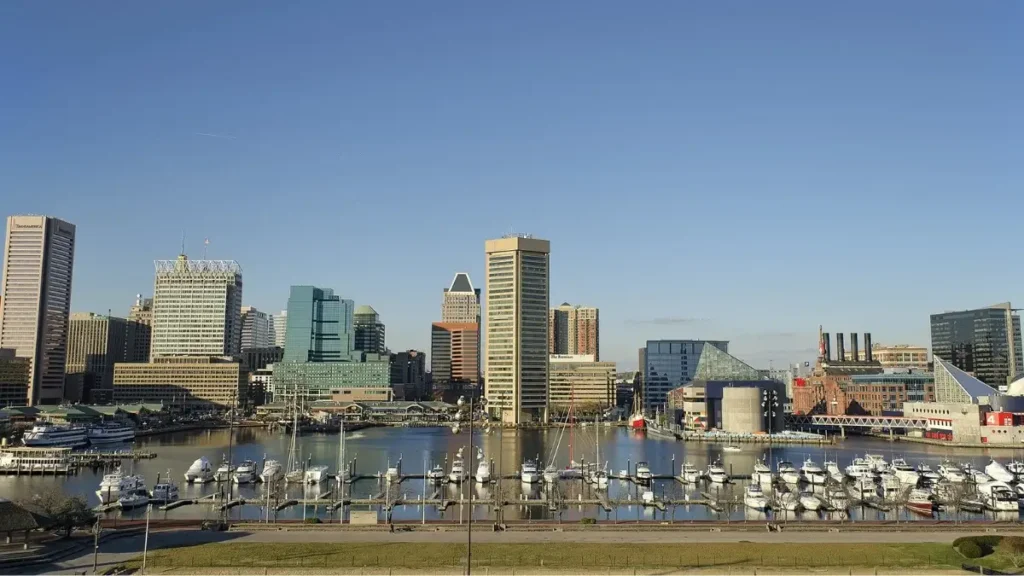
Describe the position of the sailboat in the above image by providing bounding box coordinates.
[335,419,348,484]
[284,392,304,484]
[586,413,609,487]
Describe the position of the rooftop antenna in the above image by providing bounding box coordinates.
[203,237,210,259]
[180,231,186,257]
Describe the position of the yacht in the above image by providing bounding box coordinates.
[635,462,653,484]
[962,463,991,484]
[845,457,874,479]
[184,457,214,484]
[232,460,256,484]
[985,460,1016,483]
[150,478,179,504]
[96,468,145,504]
[1007,460,1024,481]
[825,460,844,483]
[260,460,284,485]
[905,488,935,516]
[427,464,446,483]
[118,489,149,509]
[801,459,827,485]
[521,459,540,484]
[214,461,234,483]
[22,424,88,448]
[591,467,609,488]
[877,472,903,500]
[890,459,920,487]
[979,481,1019,512]
[305,465,329,485]
[848,476,876,500]
[799,491,822,511]
[722,445,741,453]
[386,464,400,482]
[475,448,491,479]
[706,459,728,484]
[938,461,966,483]
[825,486,848,510]
[449,449,465,483]
[864,454,889,473]
[744,484,768,510]
[778,461,801,485]
[87,422,135,445]
[916,463,942,483]
[681,462,703,483]
[451,422,461,434]
[777,491,801,511]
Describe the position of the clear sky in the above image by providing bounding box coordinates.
[1,1,1020,369]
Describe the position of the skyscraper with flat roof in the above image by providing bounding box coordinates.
[240,306,274,350]
[150,255,242,359]
[549,303,600,360]
[273,311,287,348]
[0,215,76,405]
[353,305,386,355]
[930,303,1024,387]
[485,235,550,424]
[282,286,354,363]
[66,312,130,402]
[127,295,153,363]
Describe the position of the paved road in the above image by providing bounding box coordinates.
[36,527,1024,574]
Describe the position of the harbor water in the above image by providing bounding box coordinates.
[2,425,1021,523]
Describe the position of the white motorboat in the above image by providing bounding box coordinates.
[744,484,768,510]
[118,490,149,509]
[451,422,461,434]
[777,491,801,511]
[890,459,920,487]
[641,489,655,504]
[427,464,446,483]
[825,460,844,483]
[449,449,465,483]
[801,459,827,485]
[938,461,966,483]
[475,451,491,483]
[150,478,179,504]
[305,465,329,485]
[877,472,904,500]
[260,459,284,484]
[799,492,822,511]
[751,459,772,485]
[706,459,728,484]
[985,460,1016,484]
[23,424,88,448]
[962,463,991,484]
[681,462,703,483]
[592,468,609,488]
[87,422,136,445]
[906,488,935,516]
[825,486,848,510]
[184,457,214,484]
[96,468,145,504]
[635,461,653,484]
[521,459,540,484]
[560,460,584,480]
[917,463,941,483]
[232,460,256,484]
[1007,460,1024,481]
[215,461,234,483]
[848,476,875,500]
[722,445,741,453]
[864,454,889,473]
[978,481,1019,512]
[845,457,873,479]
[778,461,801,485]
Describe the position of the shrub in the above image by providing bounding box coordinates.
[580,517,596,525]
[958,540,983,559]
[953,535,1002,556]
[303,517,322,524]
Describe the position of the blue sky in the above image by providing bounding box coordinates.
[1,1,1020,369]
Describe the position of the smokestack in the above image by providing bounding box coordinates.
[823,332,831,361]
[851,333,859,363]
[837,333,846,363]
[864,333,873,363]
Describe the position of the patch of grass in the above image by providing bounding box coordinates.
[123,542,966,571]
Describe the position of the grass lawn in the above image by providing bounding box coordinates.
[125,542,968,572]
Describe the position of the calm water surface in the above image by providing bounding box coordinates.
[2,426,1020,523]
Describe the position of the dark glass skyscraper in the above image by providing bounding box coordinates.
[282,286,354,363]
[930,303,1023,387]
[642,339,729,411]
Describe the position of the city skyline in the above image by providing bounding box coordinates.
[2,3,1020,369]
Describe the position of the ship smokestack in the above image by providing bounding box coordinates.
[823,332,831,362]
[864,333,873,363]
[851,333,859,363]
[837,333,846,363]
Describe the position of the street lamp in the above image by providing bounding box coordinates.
[457,393,486,576]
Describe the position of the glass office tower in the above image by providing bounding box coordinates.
[930,303,1023,387]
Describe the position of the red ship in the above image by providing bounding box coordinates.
[629,386,646,430]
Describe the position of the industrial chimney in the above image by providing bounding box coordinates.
[823,332,831,361]
[851,333,860,363]
[864,333,873,363]
[837,333,846,363]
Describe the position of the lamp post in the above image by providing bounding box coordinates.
[457,394,486,576]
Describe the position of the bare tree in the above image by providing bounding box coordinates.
[1001,536,1024,570]
[21,488,95,538]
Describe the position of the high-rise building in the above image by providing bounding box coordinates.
[642,340,729,411]
[547,354,617,413]
[0,348,30,407]
[273,311,287,348]
[0,215,76,405]
[485,235,550,424]
[931,303,1024,387]
[240,346,284,372]
[150,255,243,359]
[127,295,153,363]
[276,286,389,400]
[548,303,599,359]
[282,286,354,362]
[240,306,274,350]
[442,273,481,324]
[113,356,244,410]
[390,349,426,399]
[353,305,386,355]
[65,313,130,402]
[431,322,480,386]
